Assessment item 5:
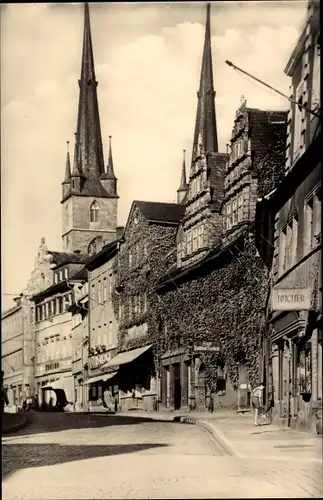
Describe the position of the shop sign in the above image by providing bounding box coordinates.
[194,341,220,352]
[271,288,311,311]
[89,351,112,370]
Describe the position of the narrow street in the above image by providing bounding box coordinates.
[2,413,322,499]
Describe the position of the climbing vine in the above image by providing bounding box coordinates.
[153,232,269,390]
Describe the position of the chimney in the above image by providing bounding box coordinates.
[116,226,124,239]
[13,295,22,307]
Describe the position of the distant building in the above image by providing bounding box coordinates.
[256,0,321,433]
[30,251,88,407]
[70,270,89,412]
[1,296,24,411]
[85,239,121,411]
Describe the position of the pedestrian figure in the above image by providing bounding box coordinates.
[208,393,214,413]
[251,382,265,426]
[103,389,113,411]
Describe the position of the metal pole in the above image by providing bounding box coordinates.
[225,60,321,120]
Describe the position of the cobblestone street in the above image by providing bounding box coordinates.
[2,412,323,499]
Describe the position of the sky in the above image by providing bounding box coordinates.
[1,1,308,311]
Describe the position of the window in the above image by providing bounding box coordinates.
[59,270,63,282]
[48,301,52,317]
[304,199,313,255]
[192,228,198,252]
[98,280,102,304]
[232,199,237,226]
[103,278,107,302]
[129,296,133,320]
[198,225,204,248]
[238,195,244,222]
[226,204,232,230]
[119,299,124,321]
[311,36,320,112]
[187,231,192,255]
[278,227,287,275]
[284,221,293,270]
[298,343,312,394]
[293,82,305,159]
[313,192,321,246]
[91,284,95,303]
[143,292,147,313]
[54,273,58,284]
[64,268,68,280]
[64,293,71,312]
[52,299,57,316]
[90,201,99,222]
[58,296,63,314]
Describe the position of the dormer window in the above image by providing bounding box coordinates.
[90,201,99,222]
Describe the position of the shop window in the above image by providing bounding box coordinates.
[298,342,312,396]
[278,343,284,400]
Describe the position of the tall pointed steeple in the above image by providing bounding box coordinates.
[72,2,108,197]
[192,3,218,162]
[63,141,71,184]
[177,150,188,204]
[100,136,118,196]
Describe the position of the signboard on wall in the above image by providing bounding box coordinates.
[271,288,311,311]
[194,341,220,352]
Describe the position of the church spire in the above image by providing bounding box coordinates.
[63,141,71,184]
[74,2,108,196]
[177,150,188,204]
[106,135,117,180]
[192,2,218,162]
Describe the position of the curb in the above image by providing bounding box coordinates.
[179,416,242,457]
[2,414,30,435]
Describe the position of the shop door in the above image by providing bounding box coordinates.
[174,363,181,410]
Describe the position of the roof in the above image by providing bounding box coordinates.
[86,240,119,271]
[1,304,22,320]
[49,251,88,267]
[68,267,88,282]
[31,267,86,302]
[135,201,185,225]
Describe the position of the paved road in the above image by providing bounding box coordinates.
[2,413,323,499]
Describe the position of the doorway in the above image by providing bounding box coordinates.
[174,363,181,410]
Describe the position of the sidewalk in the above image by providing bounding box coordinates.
[117,409,323,463]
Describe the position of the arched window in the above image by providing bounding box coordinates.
[90,201,99,222]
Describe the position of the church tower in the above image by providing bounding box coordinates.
[176,3,228,269]
[61,3,118,254]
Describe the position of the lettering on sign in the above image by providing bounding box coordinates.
[89,351,111,370]
[271,288,311,311]
[194,341,220,352]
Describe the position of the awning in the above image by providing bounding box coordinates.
[84,371,118,386]
[104,344,153,369]
[42,378,66,390]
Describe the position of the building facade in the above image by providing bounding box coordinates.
[1,297,24,412]
[154,4,288,413]
[256,0,321,433]
[85,240,120,411]
[113,200,185,412]
[31,252,88,407]
[70,270,89,412]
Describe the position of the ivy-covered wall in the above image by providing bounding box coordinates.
[112,204,178,357]
[154,231,269,391]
